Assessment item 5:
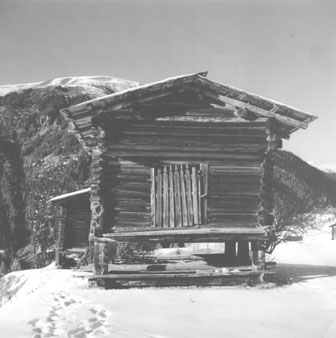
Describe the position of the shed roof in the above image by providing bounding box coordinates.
[48,188,90,204]
[61,72,317,150]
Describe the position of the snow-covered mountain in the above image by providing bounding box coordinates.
[0,76,140,97]
[309,160,336,173]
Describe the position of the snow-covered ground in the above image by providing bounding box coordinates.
[1,223,336,338]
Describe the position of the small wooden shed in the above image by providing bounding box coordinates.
[59,72,316,275]
[49,188,90,264]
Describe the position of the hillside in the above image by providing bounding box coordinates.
[0,76,335,273]
[270,150,336,250]
[0,77,140,273]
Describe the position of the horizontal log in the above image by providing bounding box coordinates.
[104,150,264,161]
[208,188,260,196]
[117,139,267,150]
[115,204,149,212]
[107,144,266,154]
[209,166,262,174]
[109,160,264,168]
[92,237,117,244]
[203,221,258,228]
[113,174,151,182]
[208,213,258,222]
[114,212,150,222]
[113,221,149,229]
[113,194,150,203]
[110,184,150,194]
[108,167,151,175]
[90,270,262,281]
[116,120,268,129]
[116,130,267,139]
[208,185,260,192]
[112,189,150,197]
[208,205,259,214]
[104,227,267,242]
[208,177,261,184]
[117,133,268,143]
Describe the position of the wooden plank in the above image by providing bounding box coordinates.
[200,163,208,225]
[198,170,202,224]
[185,164,193,226]
[191,166,199,225]
[180,164,188,226]
[174,165,182,227]
[169,165,175,228]
[156,169,162,227]
[163,166,169,228]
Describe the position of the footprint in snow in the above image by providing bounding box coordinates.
[29,291,111,337]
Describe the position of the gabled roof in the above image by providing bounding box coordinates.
[61,72,317,150]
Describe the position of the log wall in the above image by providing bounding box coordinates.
[101,120,268,232]
[63,194,91,249]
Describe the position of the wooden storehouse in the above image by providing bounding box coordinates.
[57,71,316,278]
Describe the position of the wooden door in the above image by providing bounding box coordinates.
[151,163,207,228]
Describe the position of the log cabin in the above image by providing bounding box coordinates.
[56,71,317,276]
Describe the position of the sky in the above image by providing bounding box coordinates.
[0,0,335,164]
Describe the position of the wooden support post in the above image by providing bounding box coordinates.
[55,205,67,267]
[237,240,250,266]
[224,241,236,266]
[251,241,266,271]
[93,240,108,275]
[331,225,336,240]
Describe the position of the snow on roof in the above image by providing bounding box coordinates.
[48,188,90,203]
